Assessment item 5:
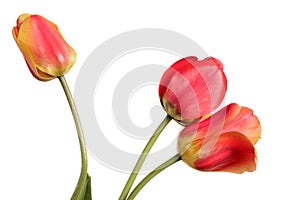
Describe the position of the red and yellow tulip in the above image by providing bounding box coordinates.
[12,14,76,81]
[177,103,261,173]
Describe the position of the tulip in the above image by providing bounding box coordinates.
[159,56,227,125]
[177,103,261,173]
[13,14,76,81]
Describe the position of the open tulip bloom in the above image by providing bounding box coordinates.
[12,13,261,200]
[178,103,261,173]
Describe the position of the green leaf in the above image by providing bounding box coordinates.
[84,174,92,200]
[76,174,92,200]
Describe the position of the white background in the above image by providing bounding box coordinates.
[0,0,299,199]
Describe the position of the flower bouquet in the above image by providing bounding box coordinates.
[12,13,261,200]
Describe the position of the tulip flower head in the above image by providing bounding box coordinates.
[159,56,227,125]
[177,103,261,173]
[13,14,76,81]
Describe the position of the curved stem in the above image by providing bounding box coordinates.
[118,115,172,200]
[58,76,88,199]
[127,154,181,200]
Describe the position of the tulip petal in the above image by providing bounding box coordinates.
[182,132,257,174]
[222,104,261,144]
[179,103,261,144]
[159,56,198,98]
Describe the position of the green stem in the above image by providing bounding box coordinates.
[127,154,181,200]
[58,76,88,200]
[118,115,172,200]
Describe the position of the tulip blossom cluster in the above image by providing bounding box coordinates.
[12,13,261,199]
[159,57,261,174]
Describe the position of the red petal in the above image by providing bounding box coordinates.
[29,15,71,68]
[193,132,257,173]
[159,56,197,98]
[222,104,261,144]
[179,103,261,144]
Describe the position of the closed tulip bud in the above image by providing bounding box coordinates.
[159,56,227,125]
[13,14,77,81]
[177,103,261,173]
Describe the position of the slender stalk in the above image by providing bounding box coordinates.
[58,76,88,199]
[127,154,181,200]
[118,115,172,200]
